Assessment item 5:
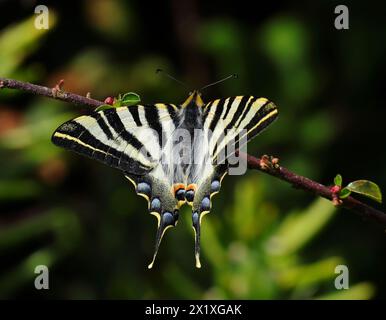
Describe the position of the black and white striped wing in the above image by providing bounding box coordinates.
[52,103,183,269]
[203,96,278,163]
[52,104,180,175]
[189,96,278,267]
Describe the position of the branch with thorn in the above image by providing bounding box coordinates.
[1,77,385,226]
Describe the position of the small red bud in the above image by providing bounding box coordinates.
[330,185,341,194]
[104,96,114,105]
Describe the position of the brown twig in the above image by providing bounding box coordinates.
[0,77,103,108]
[1,76,385,225]
[239,153,386,225]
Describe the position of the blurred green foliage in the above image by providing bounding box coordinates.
[0,0,385,299]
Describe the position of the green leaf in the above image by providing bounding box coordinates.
[334,174,342,187]
[94,104,116,112]
[346,180,382,203]
[113,100,122,108]
[94,93,140,111]
[121,92,140,106]
[339,188,351,199]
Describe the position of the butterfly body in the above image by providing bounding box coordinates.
[52,90,278,268]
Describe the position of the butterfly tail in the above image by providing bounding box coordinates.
[191,166,227,268]
[148,209,179,269]
[125,173,179,269]
[192,210,205,268]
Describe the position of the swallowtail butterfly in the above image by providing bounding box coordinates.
[52,90,278,268]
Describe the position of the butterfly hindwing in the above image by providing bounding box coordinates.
[125,169,180,269]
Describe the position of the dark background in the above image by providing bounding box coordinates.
[0,0,385,299]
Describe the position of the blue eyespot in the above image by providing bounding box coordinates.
[192,211,199,226]
[175,189,186,201]
[162,212,174,226]
[211,180,220,193]
[186,190,195,202]
[137,182,151,196]
[201,197,210,211]
[150,198,161,212]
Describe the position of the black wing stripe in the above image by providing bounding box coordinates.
[128,105,142,127]
[144,105,164,148]
[208,98,225,133]
[246,101,277,136]
[103,108,148,154]
[89,113,114,140]
[208,98,229,157]
[212,97,238,155]
[166,104,180,128]
[224,96,250,132]
[211,132,222,159]
[221,96,236,120]
[52,121,150,173]
[235,96,257,128]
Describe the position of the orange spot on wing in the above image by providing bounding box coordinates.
[172,183,186,195]
[186,184,197,192]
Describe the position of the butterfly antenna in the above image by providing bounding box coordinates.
[156,69,190,91]
[200,74,238,91]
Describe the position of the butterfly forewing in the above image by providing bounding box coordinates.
[202,96,278,163]
[52,104,181,174]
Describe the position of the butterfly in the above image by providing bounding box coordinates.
[52,90,278,268]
